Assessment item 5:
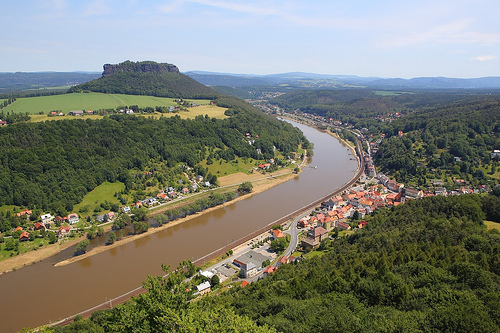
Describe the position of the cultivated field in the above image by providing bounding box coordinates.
[1,92,213,114]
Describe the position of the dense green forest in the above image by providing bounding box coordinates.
[0,105,307,220]
[43,194,500,332]
[373,96,500,186]
[271,89,500,187]
[270,89,498,122]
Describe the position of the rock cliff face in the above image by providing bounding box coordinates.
[102,61,180,77]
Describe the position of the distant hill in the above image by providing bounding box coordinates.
[0,72,100,93]
[70,61,219,99]
[364,76,500,89]
[185,71,500,90]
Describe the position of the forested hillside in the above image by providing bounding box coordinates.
[270,89,491,122]
[46,194,500,333]
[373,96,500,186]
[271,89,500,188]
[0,105,307,218]
[69,61,218,99]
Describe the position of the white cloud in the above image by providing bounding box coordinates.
[471,55,498,61]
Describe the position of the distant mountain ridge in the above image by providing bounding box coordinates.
[185,71,500,89]
[0,72,101,93]
[69,61,219,99]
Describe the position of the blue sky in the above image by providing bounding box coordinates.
[1,0,499,78]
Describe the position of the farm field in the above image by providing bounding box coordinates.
[1,92,212,114]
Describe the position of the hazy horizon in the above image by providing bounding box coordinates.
[1,1,499,78]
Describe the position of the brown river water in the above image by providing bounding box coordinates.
[0,120,358,332]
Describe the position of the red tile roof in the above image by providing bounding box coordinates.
[273,229,285,238]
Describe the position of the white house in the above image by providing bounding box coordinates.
[40,213,53,224]
[196,281,211,295]
[67,213,79,225]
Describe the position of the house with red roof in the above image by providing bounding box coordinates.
[19,231,30,241]
[336,221,351,231]
[55,216,66,224]
[241,280,250,288]
[14,226,23,232]
[34,222,45,230]
[263,266,277,276]
[58,226,70,237]
[271,229,285,239]
[301,226,328,250]
[16,208,32,218]
[358,221,368,228]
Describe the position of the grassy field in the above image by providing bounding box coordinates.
[1,92,212,114]
[0,237,51,261]
[485,220,500,231]
[73,181,125,218]
[27,104,228,123]
[201,156,259,176]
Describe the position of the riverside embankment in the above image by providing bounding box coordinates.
[0,120,358,333]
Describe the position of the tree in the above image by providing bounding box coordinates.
[270,238,288,253]
[48,231,57,244]
[210,274,220,287]
[132,207,148,222]
[238,181,253,194]
[133,221,149,234]
[75,239,90,255]
[4,238,15,251]
[107,231,116,245]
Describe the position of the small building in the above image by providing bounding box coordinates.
[67,213,79,225]
[34,222,45,230]
[58,226,70,237]
[301,226,328,250]
[122,206,131,213]
[41,213,54,224]
[199,270,214,279]
[196,281,211,295]
[242,262,258,278]
[271,229,285,239]
[233,250,268,275]
[19,231,30,241]
[16,208,32,219]
[68,110,84,116]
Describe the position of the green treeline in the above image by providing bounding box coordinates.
[46,194,500,333]
[0,108,307,215]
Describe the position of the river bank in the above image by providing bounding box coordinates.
[0,169,298,274]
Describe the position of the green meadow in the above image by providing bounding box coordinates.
[73,181,125,217]
[2,92,212,114]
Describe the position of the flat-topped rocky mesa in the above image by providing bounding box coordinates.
[102,61,180,77]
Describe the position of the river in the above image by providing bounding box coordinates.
[0,120,358,332]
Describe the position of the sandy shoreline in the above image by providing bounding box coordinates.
[0,170,298,273]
